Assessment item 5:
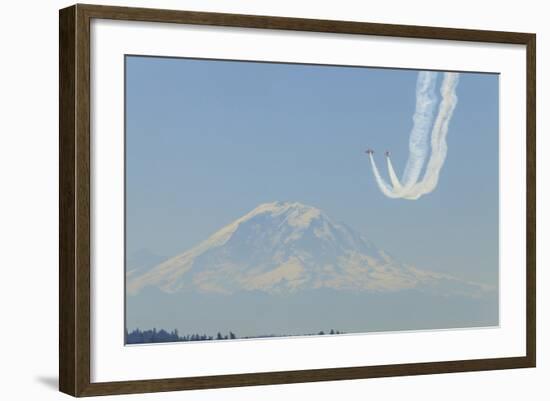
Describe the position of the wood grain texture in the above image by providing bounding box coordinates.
[59,5,76,396]
[78,3,533,43]
[525,34,536,367]
[59,4,92,396]
[78,356,533,396]
[75,4,92,396]
[59,3,537,397]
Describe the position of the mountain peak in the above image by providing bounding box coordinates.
[127,201,491,298]
[247,200,319,216]
[244,201,323,228]
[201,201,324,252]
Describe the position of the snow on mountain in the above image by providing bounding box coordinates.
[127,201,491,297]
[126,249,165,279]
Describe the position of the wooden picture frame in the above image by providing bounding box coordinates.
[59,3,536,397]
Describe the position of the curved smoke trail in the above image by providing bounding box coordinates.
[368,71,460,200]
[386,155,403,192]
[368,153,400,198]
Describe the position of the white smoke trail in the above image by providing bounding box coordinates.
[367,71,460,200]
[386,155,403,192]
[403,73,459,199]
[401,71,438,189]
[368,153,401,198]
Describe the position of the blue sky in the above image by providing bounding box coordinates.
[125,56,499,285]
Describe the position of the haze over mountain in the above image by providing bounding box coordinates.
[126,201,497,337]
[128,201,491,297]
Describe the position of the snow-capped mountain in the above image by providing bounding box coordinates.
[127,201,490,297]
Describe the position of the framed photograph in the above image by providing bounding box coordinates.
[59,4,536,397]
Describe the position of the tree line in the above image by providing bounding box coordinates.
[126,328,345,344]
[126,328,237,344]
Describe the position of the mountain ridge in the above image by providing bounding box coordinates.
[127,201,493,297]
